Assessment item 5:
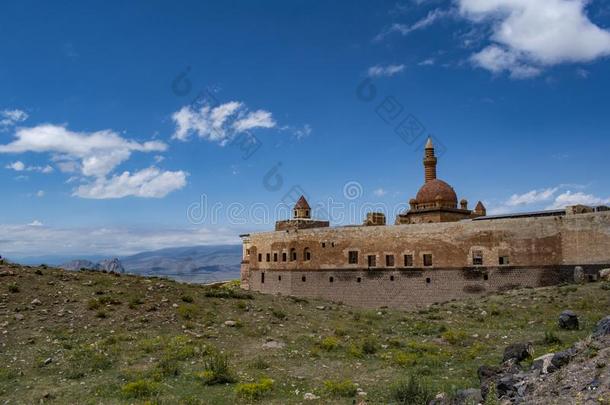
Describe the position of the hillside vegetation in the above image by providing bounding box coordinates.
[0,262,608,404]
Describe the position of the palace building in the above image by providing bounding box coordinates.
[239,139,610,309]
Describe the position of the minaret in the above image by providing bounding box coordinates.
[423,137,437,183]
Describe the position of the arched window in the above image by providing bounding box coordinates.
[290,248,297,261]
[304,247,311,261]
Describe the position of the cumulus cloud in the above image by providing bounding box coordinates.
[547,191,610,209]
[5,160,53,174]
[0,109,28,129]
[172,101,276,144]
[489,185,610,214]
[367,64,406,77]
[0,223,240,258]
[35,190,45,198]
[0,124,185,199]
[74,167,187,199]
[458,0,610,77]
[373,188,388,197]
[506,187,558,206]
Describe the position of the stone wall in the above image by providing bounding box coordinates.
[241,211,610,308]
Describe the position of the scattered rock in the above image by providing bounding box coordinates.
[43,358,52,365]
[303,392,319,400]
[31,298,42,306]
[558,310,579,330]
[316,306,325,310]
[224,320,237,327]
[454,388,482,404]
[531,353,555,374]
[599,268,610,281]
[14,313,24,321]
[549,350,573,372]
[0,270,15,276]
[262,340,285,349]
[593,315,610,337]
[573,266,585,283]
[502,342,534,363]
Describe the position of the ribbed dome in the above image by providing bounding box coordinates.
[415,179,458,204]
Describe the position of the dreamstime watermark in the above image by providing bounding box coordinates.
[186,181,408,226]
[355,78,448,158]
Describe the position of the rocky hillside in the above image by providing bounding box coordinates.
[61,258,125,273]
[0,261,608,404]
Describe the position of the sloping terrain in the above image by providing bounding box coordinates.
[0,262,608,404]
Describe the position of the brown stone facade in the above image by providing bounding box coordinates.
[240,211,610,309]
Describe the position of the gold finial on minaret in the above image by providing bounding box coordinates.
[423,137,437,183]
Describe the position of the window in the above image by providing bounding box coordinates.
[423,254,433,267]
[278,275,282,281]
[404,254,413,267]
[290,248,297,261]
[329,276,334,283]
[386,255,395,267]
[331,242,335,247]
[368,255,376,267]
[357,277,362,283]
[301,275,306,282]
[273,253,278,262]
[282,252,287,262]
[426,277,431,284]
[266,253,270,262]
[305,210,310,217]
[321,242,326,248]
[261,272,265,284]
[499,256,510,265]
[246,249,250,255]
[304,248,311,261]
[348,251,359,264]
[483,274,489,281]
[390,275,395,281]
[258,253,262,262]
[473,250,483,266]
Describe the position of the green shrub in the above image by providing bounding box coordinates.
[121,379,160,398]
[0,368,17,381]
[250,357,270,370]
[235,378,274,400]
[7,283,19,293]
[544,330,561,345]
[361,337,378,354]
[197,352,235,385]
[66,347,112,379]
[390,375,434,405]
[441,329,467,345]
[96,310,107,319]
[392,351,418,367]
[181,294,194,303]
[319,336,340,351]
[204,288,252,299]
[347,343,364,358]
[87,299,100,310]
[323,379,357,397]
[177,304,198,320]
[128,296,144,309]
[271,308,286,319]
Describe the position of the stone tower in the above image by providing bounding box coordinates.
[424,137,437,183]
[293,195,311,219]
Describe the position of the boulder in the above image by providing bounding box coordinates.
[593,315,610,337]
[599,268,610,281]
[548,350,572,372]
[502,342,534,363]
[573,266,585,283]
[558,310,579,330]
[531,353,555,374]
[453,388,482,404]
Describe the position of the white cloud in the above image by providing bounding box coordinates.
[36,190,45,198]
[506,187,558,206]
[0,124,166,178]
[458,0,610,77]
[547,191,610,209]
[6,161,25,171]
[418,58,435,66]
[0,109,28,129]
[172,101,276,144]
[367,64,406,77]
[373,188,388,197]
[74,167,187,199]
[376,8,453,41]
[5,160,53,174]
[0,223,239,258]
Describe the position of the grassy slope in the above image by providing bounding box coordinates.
[0,262,608,404]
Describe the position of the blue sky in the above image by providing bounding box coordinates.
[1,0,610,259]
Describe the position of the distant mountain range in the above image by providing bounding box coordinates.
[57,245,242,284]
